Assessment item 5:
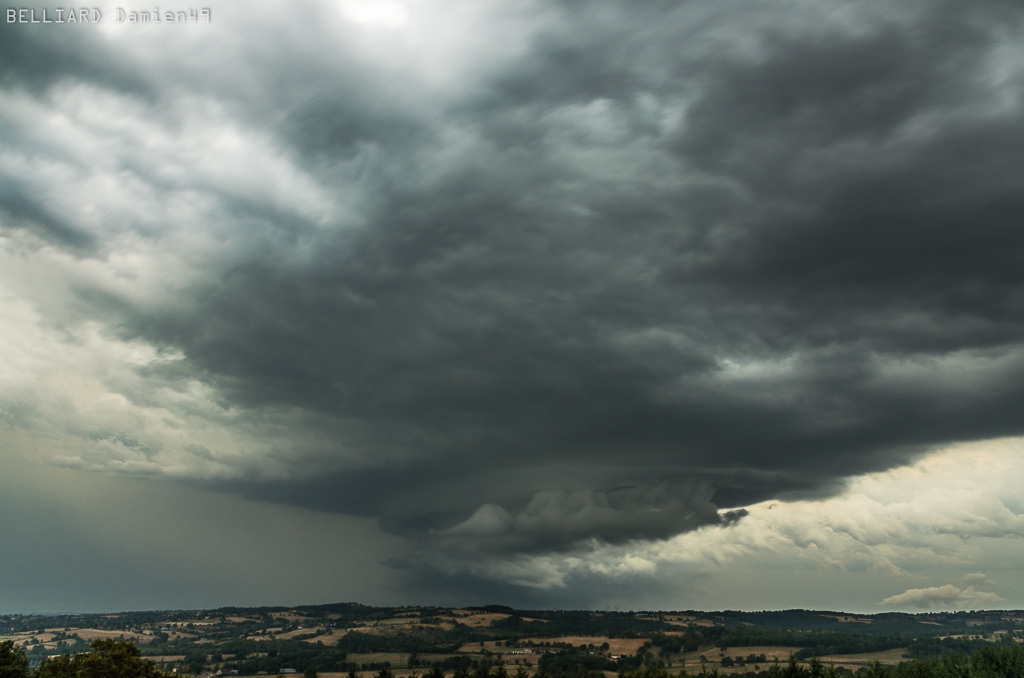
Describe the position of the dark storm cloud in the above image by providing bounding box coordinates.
[426,482,747,556]
[0,21,151,97]
[3,0,1024,599]
[0,174,97,250]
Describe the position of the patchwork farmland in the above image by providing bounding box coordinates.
[4,605,1024,677]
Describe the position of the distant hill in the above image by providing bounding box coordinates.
[3,604,1022,676]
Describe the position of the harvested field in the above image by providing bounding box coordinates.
[453,642,541,663]
[452,649,576,664]
[265,613,308,622]
[676,646,912,675]
[664,617,715,627]
[519,636,647,655]
[824,615,873,624]
[462,641,510,652]
[373,617,420,626]
[679,646,803,674]
[273,628,326,641]
[815,648,909,669]
[317,670,534,678]
[451,613,511,627]
[68,629,140,642]
[346,652,409,666]
[345,624,409,635]
[663,615,701,624]
[302,629,349,645]
[167,632,197,640]
[438,612,543,629]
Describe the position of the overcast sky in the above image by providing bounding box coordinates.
[2,0,1024,614]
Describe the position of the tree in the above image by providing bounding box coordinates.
[183,650,209,674]
[0,641,30,678]
[473,661,492,678]
[36,639,169,678]
[864,660,887,678]
[35,655,73,678]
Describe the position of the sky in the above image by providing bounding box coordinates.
[1,0,1024,615]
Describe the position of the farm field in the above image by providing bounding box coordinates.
[346,653,411,667]
[3,604,1023,678]
[813,648,910,670]
[446,613,514,628]
[519,636,648,655]
[676,646,806,674]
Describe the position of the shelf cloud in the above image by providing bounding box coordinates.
[1,0,1024,609]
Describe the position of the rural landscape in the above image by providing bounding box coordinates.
[4,604,1024,678]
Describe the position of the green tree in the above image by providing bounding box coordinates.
[36,640,168,678]
[183,650,209,674]
[782,655,805,678]
[474,661,492,678]
[864,660,887,678]
[35,655,74,678]
[696,664,718,678]
[0,641,30,678]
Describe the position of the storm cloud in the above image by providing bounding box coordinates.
[430,482,745,555]
[2,0,1024,605]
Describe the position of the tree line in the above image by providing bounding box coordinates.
[2,638,166,678]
